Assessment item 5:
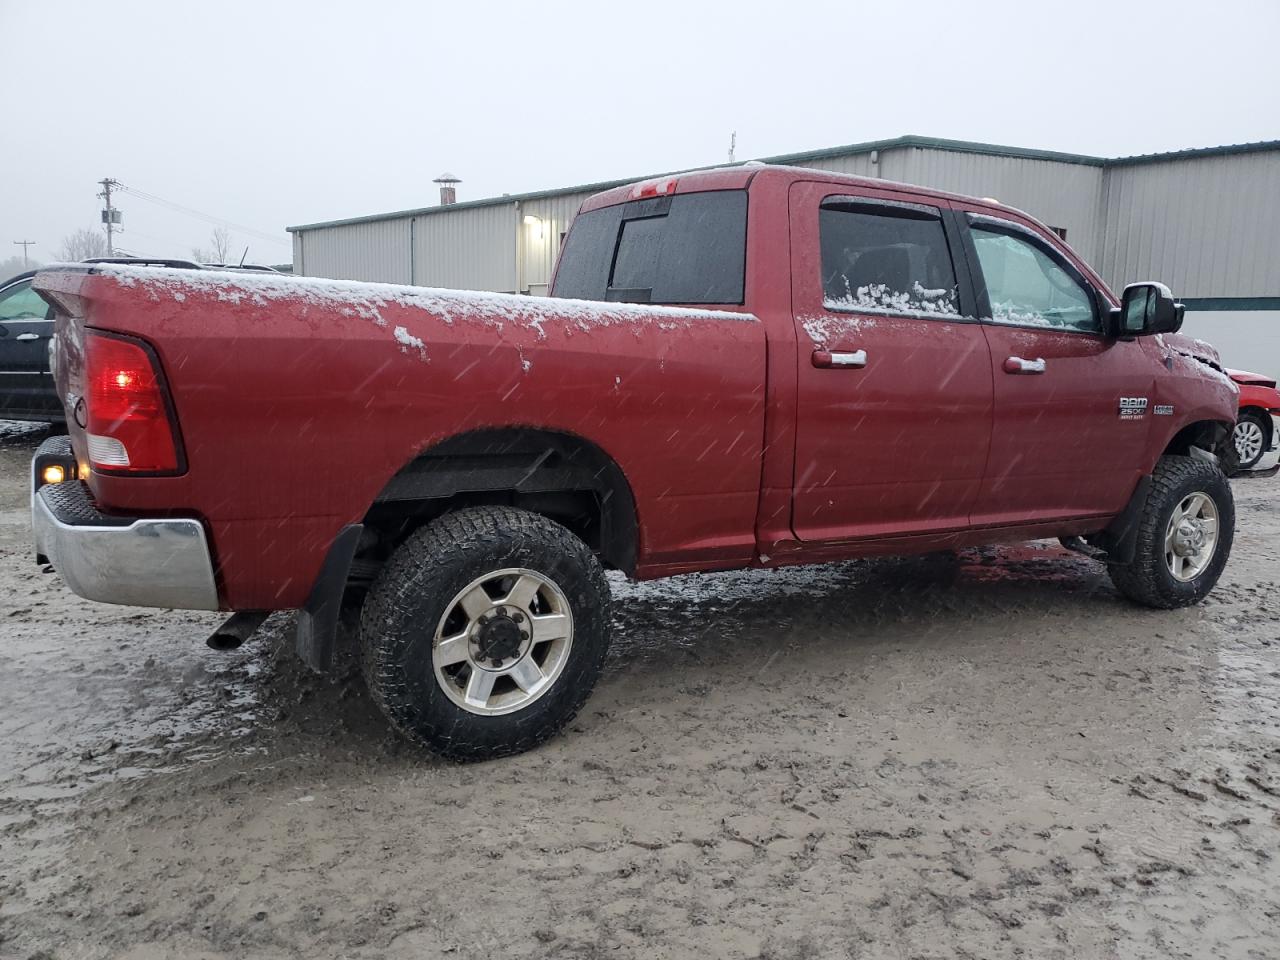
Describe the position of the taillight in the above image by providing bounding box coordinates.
[84,332,183,474]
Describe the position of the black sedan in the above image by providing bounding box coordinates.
[0,270,60,423]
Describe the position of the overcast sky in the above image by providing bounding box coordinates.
[2,0,1277,267]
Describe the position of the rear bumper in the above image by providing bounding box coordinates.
[31,442,219,611]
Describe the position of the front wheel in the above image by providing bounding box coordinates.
[1107,455,1234,609]
[1233,410,1269,471]
[361,506,612,761]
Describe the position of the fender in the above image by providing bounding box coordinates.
[1144,408,1234,474]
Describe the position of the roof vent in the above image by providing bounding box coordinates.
[433,172,461,206]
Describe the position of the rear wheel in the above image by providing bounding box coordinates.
[1233,410,1269,470]
[1107,455,1233,609]
[361,506,612,761]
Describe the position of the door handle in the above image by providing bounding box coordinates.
[15,333,40,341]
[812,349,867,369]
[1003,356,1046,374]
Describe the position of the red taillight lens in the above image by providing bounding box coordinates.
[85,332,182,474]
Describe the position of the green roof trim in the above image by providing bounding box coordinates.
[762,134,1107,168]
[1107,139,1280,167]
[1181,296,1280,311]
[287,135,1280,234]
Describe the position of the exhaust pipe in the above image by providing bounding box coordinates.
[207,611,269,651]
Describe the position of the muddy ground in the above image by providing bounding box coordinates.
[0,420,1277,960]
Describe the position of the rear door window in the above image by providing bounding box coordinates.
[819,199,961,317]
[552,191,747,305]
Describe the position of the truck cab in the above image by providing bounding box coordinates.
[552,166,1236,560]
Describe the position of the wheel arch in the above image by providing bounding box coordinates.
[1237,405,1274,439]
[1157,417,1235,466]
[360,426,640,575]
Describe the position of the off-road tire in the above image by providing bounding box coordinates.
[361,506,611,761]
[1107,455,1234,609]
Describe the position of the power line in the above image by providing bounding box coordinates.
[98,178,121,256]
[116,184,290,247]
[12,240,37,268]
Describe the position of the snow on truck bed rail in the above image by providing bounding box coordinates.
[78,263,757,362]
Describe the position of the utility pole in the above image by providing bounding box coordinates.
[98,178,122,256]
[12,240,36,268]
[728,131,737,164]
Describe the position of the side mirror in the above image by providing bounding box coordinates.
[1113,282,1184,337]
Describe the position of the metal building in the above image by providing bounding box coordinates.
[287,135,1280,368]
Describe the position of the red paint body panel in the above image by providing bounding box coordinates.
[1228,369,1280,415]
[785,181,993,541]
[41,272,766,608]
[35,166,1240,612]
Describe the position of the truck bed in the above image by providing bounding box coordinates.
[35,264,769,609]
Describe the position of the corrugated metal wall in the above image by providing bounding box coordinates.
[799,147,1108,262]
[293,217,413,284]
[881,148,1107,264]
[411,202,518,292]
[290,147,1278,301]
[1097,151,1280,297]
[792,152,879,179]
[519,190,597,294]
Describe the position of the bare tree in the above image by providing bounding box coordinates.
[193,227,232,264]
[58,229,108,261]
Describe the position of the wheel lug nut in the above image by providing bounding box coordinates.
[513,612,525,623]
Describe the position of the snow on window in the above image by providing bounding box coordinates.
[818,204,962,321]
[823,280,959,318]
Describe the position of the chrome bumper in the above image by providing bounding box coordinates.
[31,459,219,611]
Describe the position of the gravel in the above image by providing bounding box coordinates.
[1,419,1277,959]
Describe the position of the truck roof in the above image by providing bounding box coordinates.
[577,163,1024,222]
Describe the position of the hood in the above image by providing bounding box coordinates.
[1227,367,1278,388]
[1162,332,1221,366]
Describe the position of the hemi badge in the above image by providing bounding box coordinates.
[1153,404,1174,416]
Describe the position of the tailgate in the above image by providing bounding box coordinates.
[32,267,93,470]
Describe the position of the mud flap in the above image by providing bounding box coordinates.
[1096,475,1152,565]
[295,524,363,673]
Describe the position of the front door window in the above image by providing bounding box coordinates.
[970,227,1097,333]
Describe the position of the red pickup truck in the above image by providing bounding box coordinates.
[31,165,1240,759]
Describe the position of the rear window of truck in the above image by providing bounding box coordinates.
[552,190,747,305]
